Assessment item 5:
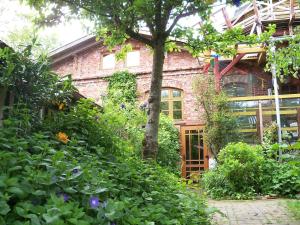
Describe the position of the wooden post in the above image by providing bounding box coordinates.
[289,0,295,35]
[222,7,233,29]
[253,0,262,34]
[258,101,264,142]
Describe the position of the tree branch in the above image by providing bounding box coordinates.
[125,28,154,47]
[166,8,199,35]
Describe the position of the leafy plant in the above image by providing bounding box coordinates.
[202,142,300,199]
[0,111,209,224]
[106,71,137,104]
[193,73,240,159]
[286,200,300,220]
[0,43,75,124]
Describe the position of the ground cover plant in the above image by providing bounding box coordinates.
[286,200,300,220]
[0,45,207,224]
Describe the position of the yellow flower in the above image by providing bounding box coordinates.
[58,103,65,110]
[57,132,69,144]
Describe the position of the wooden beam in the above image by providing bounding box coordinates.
[214,56,221,91]
[237,46,266,54]
[253,0,262,34]
[222,7,233,29]
[257,52,266,65]
[220,53,246,76]
[289,0,295,35]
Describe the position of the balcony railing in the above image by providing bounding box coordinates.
[229,94,300,143]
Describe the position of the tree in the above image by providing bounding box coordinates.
[25,0,212,159]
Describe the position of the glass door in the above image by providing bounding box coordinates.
[181,126,208,178]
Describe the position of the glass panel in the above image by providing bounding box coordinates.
[185,135,190,160]
[173,90,181,98]
[280,98,300,108]
[236,116,257,129]
[191,134,199,160]
[160,101,169,110]
[173,101,182,110]
[162,111,169,116]
[173,110,182,120]
[224,83,247,97]
[200,138,204,160]
[161,90,169,99]
[240,132,259,144]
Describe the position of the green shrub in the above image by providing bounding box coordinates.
[261,159,300,197]
[203,142,265,199]
[157,115,181,174]
[203,142,300,199]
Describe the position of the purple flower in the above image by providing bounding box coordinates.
[62,193,69,202]
[58,193,69,202]
[111,222,116,225]
[89,196,100,208]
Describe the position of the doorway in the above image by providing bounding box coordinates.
[180,126,209,178]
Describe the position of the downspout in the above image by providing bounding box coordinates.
[270,40,282,161]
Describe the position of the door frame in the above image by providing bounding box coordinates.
[180,125,209,178]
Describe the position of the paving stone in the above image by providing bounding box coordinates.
[209,199,300,225]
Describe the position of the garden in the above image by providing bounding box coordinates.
[0,45,208,224]
[1,0,300,224]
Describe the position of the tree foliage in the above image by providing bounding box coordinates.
[265,27,300,79]
[0,42,75,121]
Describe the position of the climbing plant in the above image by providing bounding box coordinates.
[107,71,137,104]
[265,27,300,78]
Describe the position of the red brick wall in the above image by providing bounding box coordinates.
[51,39,205,125]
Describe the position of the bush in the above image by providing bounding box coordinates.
[203,142,265,199]
[261,159,300,197]
[0,109,209,225]
[157,115,181,174]
[203,142,300,199]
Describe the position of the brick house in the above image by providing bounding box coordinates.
[50,1,300,178]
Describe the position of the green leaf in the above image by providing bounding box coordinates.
[0,201,10,215]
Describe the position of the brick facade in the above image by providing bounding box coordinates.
[51,38,206,125]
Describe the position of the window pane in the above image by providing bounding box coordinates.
[173,90,181,97]
[173,110,182,119]
[126,51,140,67]
[173,101,182,110]
[162,111,169,116]
[102,53,115,69]
[161,90,169,98]
[160,101,169,110]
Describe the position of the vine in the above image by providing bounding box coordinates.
[106,71,137,104]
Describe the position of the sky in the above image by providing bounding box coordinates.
[0,0,235,51]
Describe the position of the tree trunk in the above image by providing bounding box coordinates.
[0,86,7,127]
[143,40,165,159]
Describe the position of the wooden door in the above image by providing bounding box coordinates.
[181,126,208,178]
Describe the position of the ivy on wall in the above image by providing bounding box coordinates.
[106,71,137,104]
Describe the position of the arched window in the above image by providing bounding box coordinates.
[223,82,247,97]
[160,88,183,120]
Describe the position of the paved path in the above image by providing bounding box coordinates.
[209,199,300,225]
